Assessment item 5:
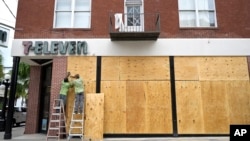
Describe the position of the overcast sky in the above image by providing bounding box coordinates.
[0,0,18,69]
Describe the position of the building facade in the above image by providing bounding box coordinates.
[11,0,250,137]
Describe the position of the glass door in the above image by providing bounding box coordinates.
[38,63,52,133]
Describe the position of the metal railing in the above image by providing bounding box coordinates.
[110,12,160,33]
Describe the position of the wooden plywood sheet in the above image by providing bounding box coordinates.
[144,81,172,133]
[85,93,104,140]
[67,56,96,81]
[201,81,230,134]
[119,57,170,80]
[101,57,120,80]
[175,57,199,80]
[126,81,146,133]
[227,81,250,124]
[101,81,126,133]
[199,57,249,80]
[176,81,205,134]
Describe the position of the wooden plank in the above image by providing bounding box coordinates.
[145,81,172,133]
[201,81,230,134]
[175,57,199,80]
[101,57,120,80]
[176,81,204,134]
[199,57,249,80]
[101,81,126,133]
[126,81,146,133]
[227,81,250,124]
[67,56,96,81]
[84,93,104,140]
[119,57,170,80]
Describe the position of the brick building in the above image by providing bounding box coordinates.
[11,0,250,138]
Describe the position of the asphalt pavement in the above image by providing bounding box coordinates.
[0,124,230,141]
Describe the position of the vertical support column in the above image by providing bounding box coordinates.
[4,57,20,139]
[169,56,178,137]
[24,66,42,133]
[96,56,102,93]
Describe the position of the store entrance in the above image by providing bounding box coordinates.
[38,63,52,133]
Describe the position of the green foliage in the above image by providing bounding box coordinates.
[15,62,30,99]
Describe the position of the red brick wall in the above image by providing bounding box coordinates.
[50,57,67,114]
[14,0,250,38]
[25,66,41,134]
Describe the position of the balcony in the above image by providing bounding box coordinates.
[109,13,160,41]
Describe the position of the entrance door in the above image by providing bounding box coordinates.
[124,0,144,32]
[38,63,52,133]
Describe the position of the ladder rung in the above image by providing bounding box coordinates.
[69,134,83,136]
[49,127,59,130]
[50,120,60,122]
[70,126,82,129]
[71,119,83,122]
[47,136,59,138]
[52,113,62,115]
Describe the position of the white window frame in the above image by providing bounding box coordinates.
[53,0,92,29]
[124,0,144,32]
[178,0,217,28]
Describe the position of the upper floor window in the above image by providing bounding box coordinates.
[54,0,91,28]
[124,0,144,31]
[178,0,217,28]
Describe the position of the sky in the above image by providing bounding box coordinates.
[0,0,18,71]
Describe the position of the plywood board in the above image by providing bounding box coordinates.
[101,81,126,133]
[119,57,170,80]
[176,81,205,134]
[199,57,249,80]
[126,81,146,133]
[101,57,120,80]
[84,93,104,140]
[227,81,250,124]
[201,81,230,134]
[144,81,172,133]
[175,57,199,80]
[67,56,96,81]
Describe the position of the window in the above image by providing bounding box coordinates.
[178,0,217,28]
[54,0,91,28]
[124,0,144,31]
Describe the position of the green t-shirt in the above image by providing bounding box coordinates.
[72,78,84,94]
[59,81,71,95]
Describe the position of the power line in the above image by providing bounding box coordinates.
[2,0,16,19]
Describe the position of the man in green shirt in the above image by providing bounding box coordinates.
[58,72,71,111]
[71,74,84,114]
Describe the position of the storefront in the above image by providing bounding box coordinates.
[10,38,250,136]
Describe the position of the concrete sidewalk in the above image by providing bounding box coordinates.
[0,126,230,141]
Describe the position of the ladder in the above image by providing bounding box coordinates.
[46,99,67,141]
[67,100,84,141]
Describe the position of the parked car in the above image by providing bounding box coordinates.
[13,107,26,126]
[0,107,27,127]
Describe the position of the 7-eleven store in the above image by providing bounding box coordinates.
[10,38,250,139]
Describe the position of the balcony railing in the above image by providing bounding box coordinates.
[109,13,160,41]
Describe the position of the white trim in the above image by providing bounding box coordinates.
[12,38,250,58]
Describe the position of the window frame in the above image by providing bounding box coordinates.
[178,0,217,28]
[124,0,144,32]
[53,0,92,29]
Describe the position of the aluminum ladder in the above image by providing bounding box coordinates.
[46,99,67,141]
[67,100,84,141]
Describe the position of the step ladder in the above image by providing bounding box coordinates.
[46,99,67,141]
[67,100,84,141]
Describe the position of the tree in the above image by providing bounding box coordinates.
[8,62,30,106]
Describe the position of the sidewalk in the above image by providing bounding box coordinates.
[0,126,230,141]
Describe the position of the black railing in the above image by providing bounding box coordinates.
[110,12,160,33]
